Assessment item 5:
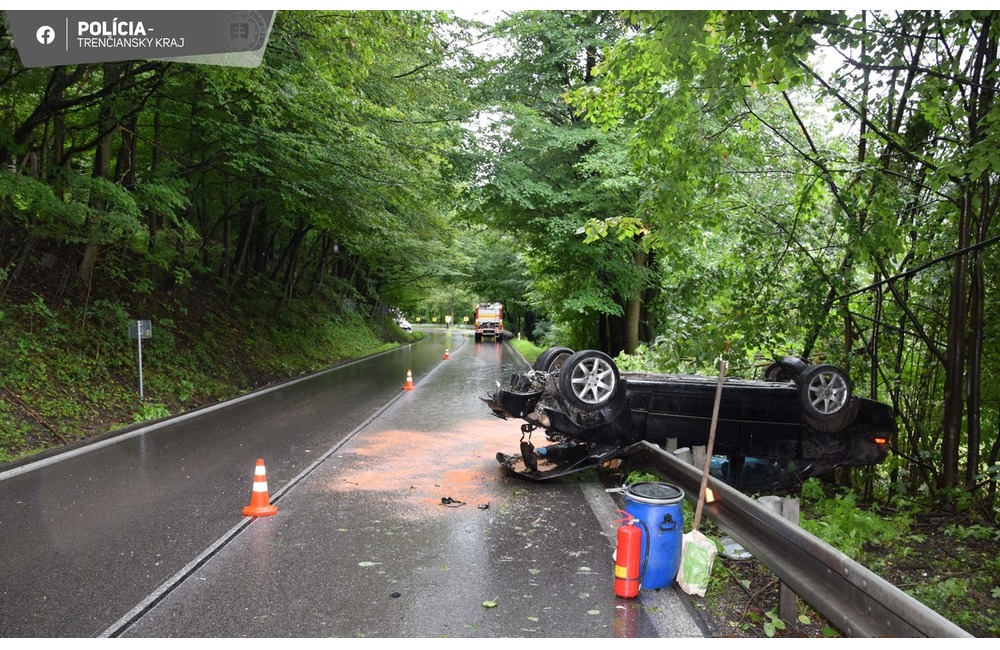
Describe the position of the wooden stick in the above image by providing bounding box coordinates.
[691,352,727,533]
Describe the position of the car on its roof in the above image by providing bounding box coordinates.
[484,347,895,490]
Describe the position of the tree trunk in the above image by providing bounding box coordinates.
[623,246,649,355]
[962,22,998,489]
[0,236,35,304]
[966,245,984,488]
[607,311,625,357]
[309,234,333,294]
[147,96,163,249]
[114,111,137,187]
[229,201,262,292]
[78,63,125,303]
[940,193,971,489]
[941,18,997,490]
[276,224,309,301]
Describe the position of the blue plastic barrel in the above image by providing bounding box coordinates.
[623,482,684,590]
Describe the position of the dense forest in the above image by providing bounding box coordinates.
[2,9,998,531]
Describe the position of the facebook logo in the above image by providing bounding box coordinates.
[35,25,55,45]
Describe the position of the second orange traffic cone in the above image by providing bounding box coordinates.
[403,369,415,391]
[443,348,450,360]
[242,458,278,517]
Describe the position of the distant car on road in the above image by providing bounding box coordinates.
[484,347,895,490]
[396,317,412,332]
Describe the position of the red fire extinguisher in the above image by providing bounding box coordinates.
[614,511,643,598]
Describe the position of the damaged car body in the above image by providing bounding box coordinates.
[484,347,895,490]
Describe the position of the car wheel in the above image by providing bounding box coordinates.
[764,362,793,381]
[764,356,807,381]
[798,365,852,420]
[558,350,620,412]
[533,346,575,372]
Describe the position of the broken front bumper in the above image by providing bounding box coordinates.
[496,440,621,482]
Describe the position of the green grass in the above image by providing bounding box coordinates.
[509,337,546,364]
[0,289,413,464]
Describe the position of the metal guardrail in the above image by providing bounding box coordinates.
[619,441,974,638]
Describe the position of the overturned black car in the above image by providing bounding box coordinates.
[484,347,895,490]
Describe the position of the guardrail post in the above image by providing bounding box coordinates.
[682,449,805,627]
[759,495,801,625]
[778,497,800,624]
[691,446,706,473]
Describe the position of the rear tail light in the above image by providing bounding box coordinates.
[874,436,888,445]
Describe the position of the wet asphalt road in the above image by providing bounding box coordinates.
[1,331,708,638]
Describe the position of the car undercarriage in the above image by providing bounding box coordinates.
[485,347,895,490]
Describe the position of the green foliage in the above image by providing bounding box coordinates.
[2,9,477,351]
[0,278,407,463]
[0,172,87,237]
[133,403,171,423]
[0,405,33,463]
[443,229,530,329]
[944,523,1000,543]
[735,607,787,637]
[461,11,654,352]
[762,607,786,637]
[800,480,910,559]
[70,175,145,242]
[797,480,1000,636]
[905,576,982,632]
[508,338,545,364]
[562,8,1000,506]
[624,470,659,484]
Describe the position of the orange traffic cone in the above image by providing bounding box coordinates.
[403,369,415,390]
[242,458,278,517]
[443,348,450,360]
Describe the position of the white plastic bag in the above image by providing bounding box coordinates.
[678,529,718,597]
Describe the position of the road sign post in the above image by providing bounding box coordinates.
[128,320,152,400]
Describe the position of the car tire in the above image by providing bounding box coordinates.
[798,364,852,420]
[533,346,575,372]
[558,349,620,412]
[764,356,807,381]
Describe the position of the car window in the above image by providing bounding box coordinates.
[711,455,804,491]
[710,455,730,482]
[740,458,780,488]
